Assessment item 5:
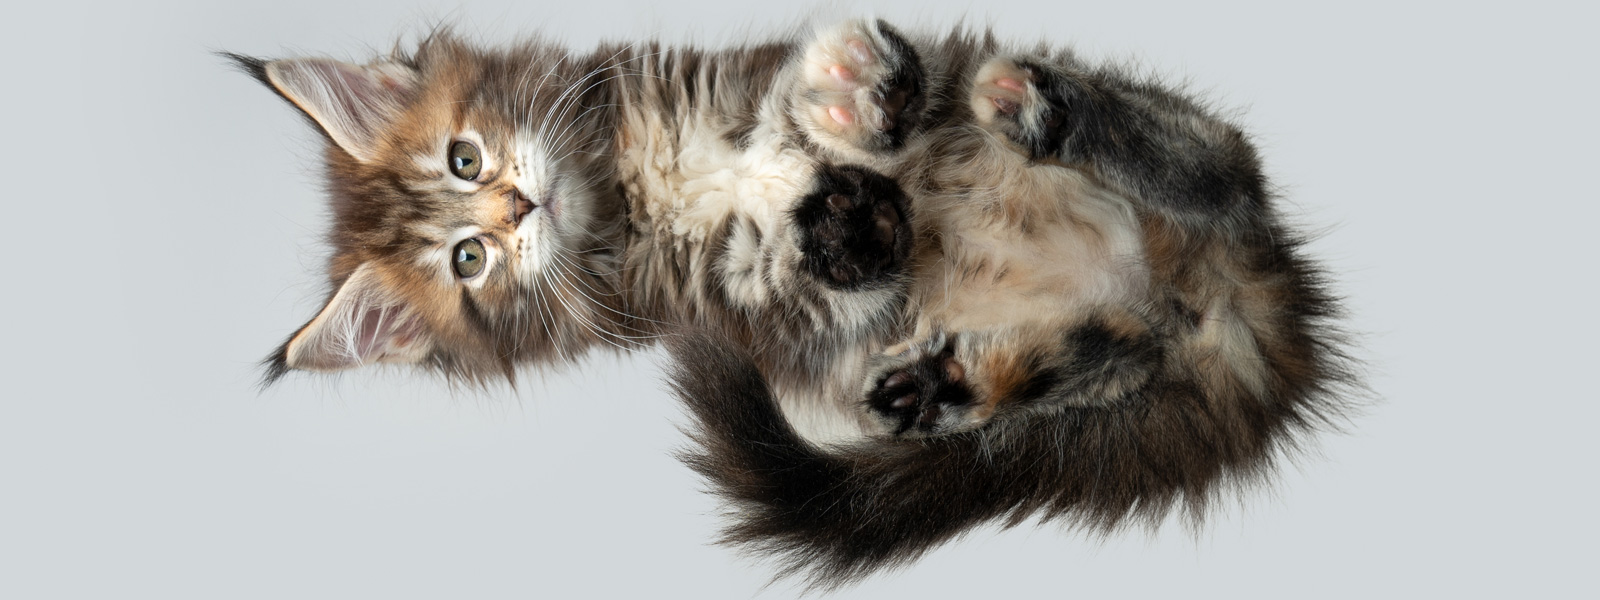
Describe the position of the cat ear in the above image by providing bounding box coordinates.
[272,263,434,377]
[234,54,418,162]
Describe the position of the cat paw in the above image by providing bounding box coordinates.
[866,342,980,437]
[792,164,913,290]
[794,20,926,157]
[971,57,1071,161]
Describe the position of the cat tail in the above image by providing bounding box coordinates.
[670,330,1076,590]
[667,324,1357,591]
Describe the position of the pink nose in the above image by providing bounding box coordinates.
[509,189,537,225]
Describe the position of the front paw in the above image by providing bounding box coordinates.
[970,57,1072,160]
[792,164,912,290]
[794,20,927,156]
[865,341,980,437]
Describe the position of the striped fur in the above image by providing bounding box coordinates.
[231,18,1359,589]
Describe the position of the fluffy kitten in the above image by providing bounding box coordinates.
[664,21,1357,589]
[229,17,1355,589]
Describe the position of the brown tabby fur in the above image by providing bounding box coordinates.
[230,18,1357,590]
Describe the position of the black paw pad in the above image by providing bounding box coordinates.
[794,165,913,289]
[868,349,974,435]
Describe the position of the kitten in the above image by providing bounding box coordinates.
[229,17,1355,588]
[665,21,1358,589]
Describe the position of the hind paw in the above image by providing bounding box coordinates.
[866,343,982,436]
[971,57,1070,160]
[795,20,926,156]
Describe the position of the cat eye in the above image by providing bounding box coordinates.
[452,238,486,278]
[448,141,482,180]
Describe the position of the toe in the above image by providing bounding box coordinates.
[828,106,855,126]
[829,64,856,84]
[943,358,965,383]
[826,193,854,212]
[882,370,912,389]
[992,96,1021,116]
[846,39,874,65]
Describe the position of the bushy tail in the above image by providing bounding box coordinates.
[667,318,1354,590]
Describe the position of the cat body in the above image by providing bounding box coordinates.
[666,23,1354,588]
[232,18,1353,589]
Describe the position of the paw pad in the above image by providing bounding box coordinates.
[793,165,912,290]
[869,348,974,435]
[798,22,926,154]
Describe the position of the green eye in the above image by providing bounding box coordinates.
[453,238,486,278]
[449,141,482,180]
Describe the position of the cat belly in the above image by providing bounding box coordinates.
[916,164,1150,333]
[616,110,815,241]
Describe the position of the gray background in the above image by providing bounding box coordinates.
[3,0,1595,597]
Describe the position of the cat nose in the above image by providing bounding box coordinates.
[508,189,538,225]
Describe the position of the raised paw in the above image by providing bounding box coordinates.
[792,164,913,290]
[971,57,1072,161]
[866,343,978,437]
[795,20,926,157]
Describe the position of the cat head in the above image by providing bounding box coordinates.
[230,34,632,385]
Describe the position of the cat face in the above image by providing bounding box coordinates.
[236,36,629,383]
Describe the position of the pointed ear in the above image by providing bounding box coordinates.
[229,53,418,162]
[274,263,435,375]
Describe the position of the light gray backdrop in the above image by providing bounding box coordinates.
[3,0,1594,597]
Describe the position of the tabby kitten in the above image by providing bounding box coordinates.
[666,21,1357,589]
[230,18,1354,589]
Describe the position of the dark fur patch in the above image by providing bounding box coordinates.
[865,21,927,152]
[996,57,1268,229]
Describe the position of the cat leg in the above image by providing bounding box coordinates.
[789,20,927,161]
[863,309,1163,438]
[970,56,1268,230]
[706,161,914,353]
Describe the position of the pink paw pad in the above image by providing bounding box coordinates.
[829,64,855,83]
[828,106,855,126]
